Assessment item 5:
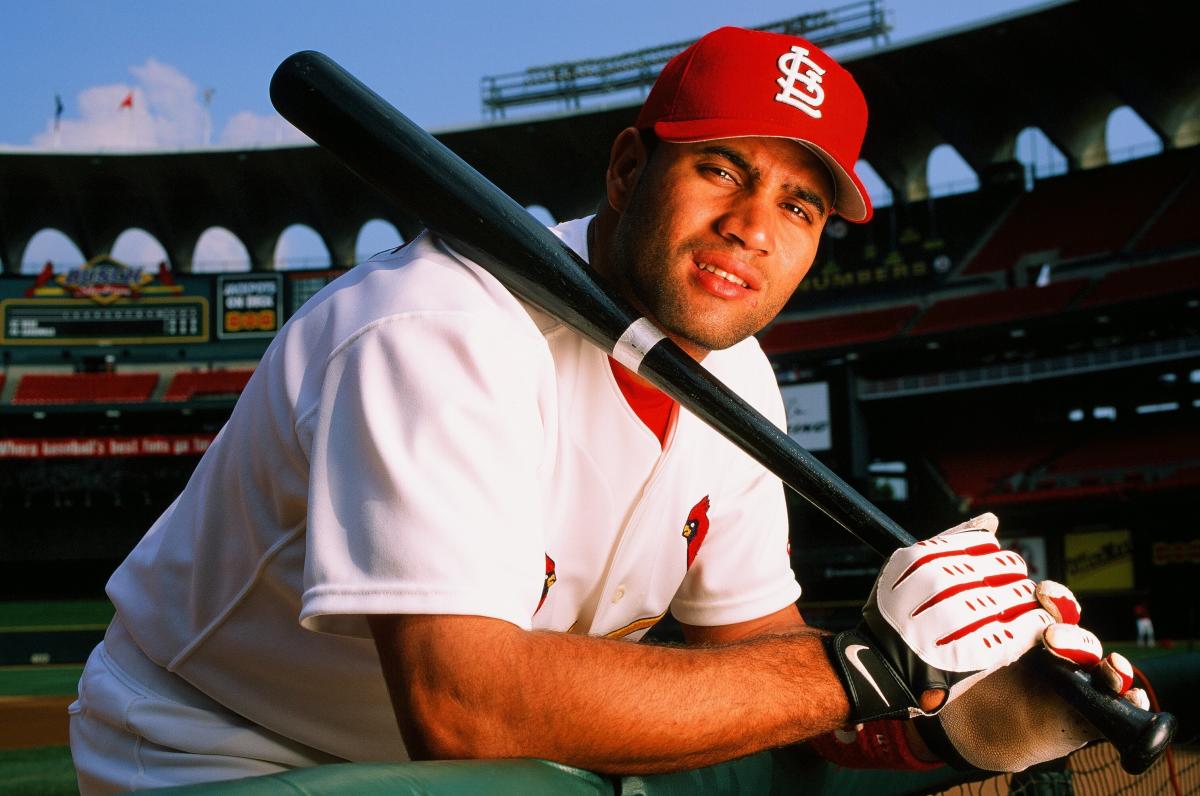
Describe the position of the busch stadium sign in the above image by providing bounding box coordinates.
[24,255,182,304]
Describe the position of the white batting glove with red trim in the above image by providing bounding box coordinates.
[915,579,1149,772]
[822,513,1147,730]
[823,514,1045,722]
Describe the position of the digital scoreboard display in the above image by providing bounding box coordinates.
[1,298,209,345]
[217,275,282,339]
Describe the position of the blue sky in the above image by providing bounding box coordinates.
[3,0,1046,148]
[1,1,1158,269]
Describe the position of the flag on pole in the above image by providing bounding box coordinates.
[54,94,64,131]
[119,91,134,110]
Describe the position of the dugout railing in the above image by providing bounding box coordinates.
[142,654,1199,796]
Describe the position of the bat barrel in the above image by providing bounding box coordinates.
[270,50,1175,777]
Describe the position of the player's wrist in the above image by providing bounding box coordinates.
[821,627,923,725]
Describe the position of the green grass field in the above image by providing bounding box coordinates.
[0,747,77,796]
[0,602,113,632]
[0,667,83,698]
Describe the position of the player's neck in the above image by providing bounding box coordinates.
[587,214,711,365]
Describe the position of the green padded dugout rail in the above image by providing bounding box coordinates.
[140,654,1200,796]
[140,759,612,795]
[139,746,964,796]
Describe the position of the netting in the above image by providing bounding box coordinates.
[932,739,1199,796]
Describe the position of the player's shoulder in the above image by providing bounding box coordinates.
[706,334,775,391]
[285,231,546,351]
[704,335,784,422]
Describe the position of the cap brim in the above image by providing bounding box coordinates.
[652,120,873,223]
[794,141,872,224]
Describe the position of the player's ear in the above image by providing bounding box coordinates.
[606,127,648,213]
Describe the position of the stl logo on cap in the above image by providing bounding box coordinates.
[634,26,873,222]
[774,46,827,118]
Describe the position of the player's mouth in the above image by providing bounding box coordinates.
[696,262,749,288]
[690,251,761,298]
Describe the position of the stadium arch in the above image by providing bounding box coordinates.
[19,228,86,274]
[925,145,979,199]
[1106,105,1165,164]
[355,220,403,263]
[854,160,893,210]
[1015,127,1068,188]
[274,224,331,270]
[111,228,170,269]
[192,226,252,273]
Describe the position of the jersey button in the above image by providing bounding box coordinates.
[611,585,626,603]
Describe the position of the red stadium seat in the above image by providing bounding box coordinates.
[759,304,918,354]
[1078,256,1200,307]
[964,156,1184,275]
[1134,171,1200,252]
[941,427,1200,507]
[13,373,158,405]
[164,369,254,402]
[907,280,1087,336]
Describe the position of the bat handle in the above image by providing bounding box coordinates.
[1031,648,1176,775]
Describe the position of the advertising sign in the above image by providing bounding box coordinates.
[780,381,832,452]
[217,274,282,339]
[1064,530,1133,592]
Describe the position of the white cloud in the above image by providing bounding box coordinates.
[31,58,309,152]
[220,110,309,148]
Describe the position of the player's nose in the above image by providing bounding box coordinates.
[715,192,773,255]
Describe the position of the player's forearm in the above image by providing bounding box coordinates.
[369,614,850,773]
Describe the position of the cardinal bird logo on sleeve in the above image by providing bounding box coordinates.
[681,496,711,570]
[536,554,557,614]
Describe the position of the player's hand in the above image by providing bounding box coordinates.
[822,514,1065,724]
[913,580,1149,772]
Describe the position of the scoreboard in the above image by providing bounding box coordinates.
[0,262,348,348]
[1,298,208,344]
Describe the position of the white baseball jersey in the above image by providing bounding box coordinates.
[97,216,801,765]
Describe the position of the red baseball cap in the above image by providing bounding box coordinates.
[636,26,872,223]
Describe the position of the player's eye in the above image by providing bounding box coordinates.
[782,202,812,223]
[701,165,738,184]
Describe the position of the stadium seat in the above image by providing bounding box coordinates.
[964,156,1184,275]
[759,305,917,354]
[1134,170,1200,252]
[1079,256,1200,307]
[907,280,1086,337]
[1047,429,1200,474]
[164,369,254,402]
[12,373,158,405]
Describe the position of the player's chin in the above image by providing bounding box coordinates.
[663,313,763,352]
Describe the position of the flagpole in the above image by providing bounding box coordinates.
[203,88,214,148]
[53,93,64,150]
[120,90,135,149]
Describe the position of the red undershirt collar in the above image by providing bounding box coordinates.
[608,357,677,449]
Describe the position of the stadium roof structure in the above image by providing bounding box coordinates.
[0,0,1196,274]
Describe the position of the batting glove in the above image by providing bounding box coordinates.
[822,513,1062,724]
[913,580,1149,772]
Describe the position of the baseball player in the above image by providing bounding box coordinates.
[68,27,1144,794]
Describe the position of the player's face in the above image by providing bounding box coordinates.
[608,134,833,357]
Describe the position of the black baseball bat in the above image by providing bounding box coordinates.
[270,50,1175,775]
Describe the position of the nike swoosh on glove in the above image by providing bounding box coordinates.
[823,513,1058,723]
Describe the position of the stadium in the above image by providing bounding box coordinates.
[1,1,1197,793]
